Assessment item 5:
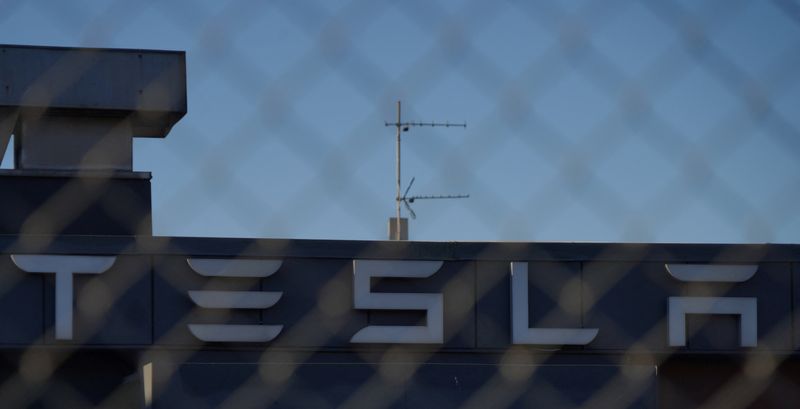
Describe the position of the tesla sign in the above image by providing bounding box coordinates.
[8,254,758,347]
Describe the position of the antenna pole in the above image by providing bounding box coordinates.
[395,100,402,241]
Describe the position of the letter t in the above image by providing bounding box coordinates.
[11,255,116,340]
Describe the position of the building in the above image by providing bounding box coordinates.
[0,44,798,408]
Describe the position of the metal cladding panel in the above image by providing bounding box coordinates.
[0,172,152,236]
[154,361,404,409]
[153,362,656,409]
[406,364,656,409]
[0,255,43,344]
[582,262,681,351]
[0,351,140,408]
[659,358,800,409]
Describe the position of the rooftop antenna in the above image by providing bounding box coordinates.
[385,100,468,240]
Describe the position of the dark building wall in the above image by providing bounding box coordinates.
[0,237,797,408]
[0,172,152,236]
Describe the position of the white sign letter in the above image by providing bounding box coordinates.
[11,255,116,340]
[511,262,598,345]
[666,264,758,347]
[187,258,284,343]
[351,260,444,344]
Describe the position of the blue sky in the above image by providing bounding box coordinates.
[1,0,799,243]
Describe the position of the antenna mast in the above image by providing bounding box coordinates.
[385,100,467,240]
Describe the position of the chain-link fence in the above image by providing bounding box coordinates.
[0,0,799,408]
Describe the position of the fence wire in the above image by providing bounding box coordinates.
[0,0,799,408]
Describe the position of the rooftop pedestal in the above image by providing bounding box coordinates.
[0,45,187,236]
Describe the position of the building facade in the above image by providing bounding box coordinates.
[0,45,798,408]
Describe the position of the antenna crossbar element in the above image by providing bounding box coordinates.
[384,121,467,128]
[408,194,470,202]
[399,188,469,221]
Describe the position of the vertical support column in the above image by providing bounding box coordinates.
[55,271,74,339]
